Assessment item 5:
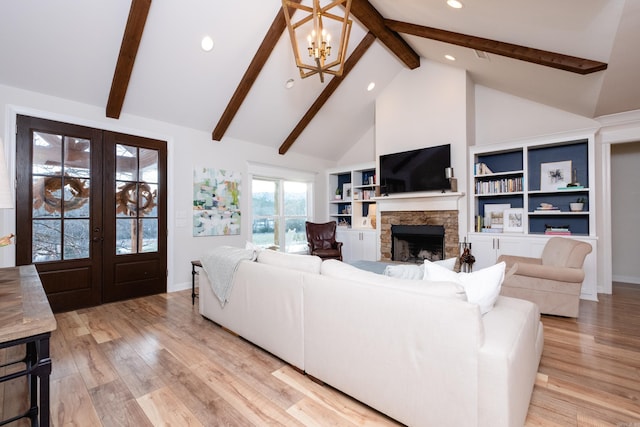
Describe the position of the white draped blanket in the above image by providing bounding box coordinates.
[200,246,257,306]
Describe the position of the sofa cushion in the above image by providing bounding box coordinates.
[383,257,457,280]
[321,260,466,300]
[423,261,506,314]
[257,250,322,274]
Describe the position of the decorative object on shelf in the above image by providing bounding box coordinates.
[281,0,353,83]
[459,239,475,273]
[535,202,559,212]
[540,160,572,191]
[483,204,511,230]
[335,186,342,200]
[342,183,352,200]
[503,208,524,233]
[570,197,586,212]
[567,168,581,187]
[445,167,458,192]
[367,204,376,229]
[0,233,14,247]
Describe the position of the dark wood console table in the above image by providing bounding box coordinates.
[0,265,56,426]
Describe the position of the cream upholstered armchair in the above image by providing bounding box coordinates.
[497,237,592,318]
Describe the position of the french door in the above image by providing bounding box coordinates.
[15,115,167,312]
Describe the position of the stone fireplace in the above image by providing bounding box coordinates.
[380,210,459,263]
[391,224,445,262]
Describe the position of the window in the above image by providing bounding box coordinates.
[251,177,311,253]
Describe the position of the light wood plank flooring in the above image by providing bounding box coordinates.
[3,283,640,426]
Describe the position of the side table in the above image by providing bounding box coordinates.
[191,260,202,305]
[0,265,57,427]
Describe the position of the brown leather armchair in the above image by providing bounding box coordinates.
[498,237,592,318]
[305,221,343,261]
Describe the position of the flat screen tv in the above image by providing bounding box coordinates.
[379,144,451,194]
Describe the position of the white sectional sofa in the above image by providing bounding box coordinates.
[199,250,544,427]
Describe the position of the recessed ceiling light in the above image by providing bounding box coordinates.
[367,82,376,92]
[447,0,463,9]
[285,78,295,89]
[445,54,456,61]
[201,36,214,52]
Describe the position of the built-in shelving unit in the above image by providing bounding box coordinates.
[327,163,378,262]
[467,132,598,300]
[328,162,378,229]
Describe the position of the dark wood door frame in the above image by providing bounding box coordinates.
[15,115,167,312]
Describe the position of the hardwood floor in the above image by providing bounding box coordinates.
[3,283,640,426]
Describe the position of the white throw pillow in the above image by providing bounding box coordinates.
[423,261,506,314]
[384,258,457,280]
[321,260,467,300]
[421,258,457,280]
[383,264,423,280]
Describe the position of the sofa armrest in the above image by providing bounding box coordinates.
[510,262,585,283]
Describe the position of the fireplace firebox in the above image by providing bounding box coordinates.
[391,225,445,263]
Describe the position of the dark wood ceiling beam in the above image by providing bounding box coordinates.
[279,32,376,155]
[385,19,607,75]
[212,1,301,141]
[349,0,420,70]
[106,0,152,119]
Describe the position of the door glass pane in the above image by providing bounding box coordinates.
[63,178,90,218]
[33,220,62,262]
[64,136,90,177]
[116,218,136,254]
[114,145,159,254]
[139,148,158,183]
[33,177,62,218]
[116,181,137,217]
[31,131,93,262]
[63,219,90,259]
[33,132,62,175]
[139,183,158,217]
[139,219,158,253]
[115,144,137,181]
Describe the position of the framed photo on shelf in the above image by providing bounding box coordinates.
[342,183,352,200]
[540,160,572,191]
[503,208,524,233]
[484,203,511,230]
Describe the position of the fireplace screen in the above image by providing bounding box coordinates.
[391,225,445,263]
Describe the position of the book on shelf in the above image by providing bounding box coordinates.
[474,162,493,175]
[544,224,571,235]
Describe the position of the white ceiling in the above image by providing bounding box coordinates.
[1,0,638,162]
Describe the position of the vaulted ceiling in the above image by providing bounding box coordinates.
[1,1,638,162]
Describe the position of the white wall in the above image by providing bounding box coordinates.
[337,126,375,167]
[0,83,334,292]
[475,85,598,145]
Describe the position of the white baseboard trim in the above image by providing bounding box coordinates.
[168,281,191,293]
[612,275,640,285]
